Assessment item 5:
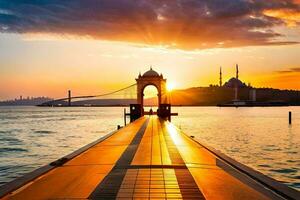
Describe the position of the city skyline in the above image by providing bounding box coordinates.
[1,0,300,99]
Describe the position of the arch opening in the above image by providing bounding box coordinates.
[143,85,159,111]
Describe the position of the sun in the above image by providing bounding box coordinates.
[167,82,175,92]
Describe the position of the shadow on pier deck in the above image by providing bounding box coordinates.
[0,116,299,200]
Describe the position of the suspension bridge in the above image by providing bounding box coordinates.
[39,83,139,107]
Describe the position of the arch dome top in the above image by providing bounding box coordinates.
[142,67,160,77]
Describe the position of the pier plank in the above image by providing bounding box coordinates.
[151,119,163,165]
[131,119,152,165]
[157,121,172,165]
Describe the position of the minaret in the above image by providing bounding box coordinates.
[219,66,222,87]
[236,64,239,79]
[235,64,239,101]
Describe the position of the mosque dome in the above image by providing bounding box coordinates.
[224,78,245,88]
[142,67,160,77]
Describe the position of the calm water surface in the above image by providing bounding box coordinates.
[0,106,299,191]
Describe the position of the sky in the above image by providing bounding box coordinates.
[0,0,300,100]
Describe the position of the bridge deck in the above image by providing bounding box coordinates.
[0,116,294,199]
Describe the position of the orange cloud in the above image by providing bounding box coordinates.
[1,0,300,50]
[264,9,300,27]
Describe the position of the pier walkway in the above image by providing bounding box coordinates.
[1,116,297,200]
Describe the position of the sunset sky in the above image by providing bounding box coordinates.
[1,0,300,100]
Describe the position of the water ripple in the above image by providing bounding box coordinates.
[0,147,28,153]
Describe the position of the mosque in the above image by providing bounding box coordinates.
[217,64,252,103]
[219,64,247,88]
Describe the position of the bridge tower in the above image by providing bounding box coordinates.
[68,90,71,106]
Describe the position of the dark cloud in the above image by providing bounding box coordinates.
[0,0,299,49]
[276,67,300,73]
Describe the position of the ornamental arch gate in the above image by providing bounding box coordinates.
[129,67,171,121]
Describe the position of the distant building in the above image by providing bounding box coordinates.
[0,96,53,106]
[249,89,257,102]
[223,64,247,88]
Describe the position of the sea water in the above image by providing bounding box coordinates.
[0,106,299,191]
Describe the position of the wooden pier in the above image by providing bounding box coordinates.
[0,116,299,200]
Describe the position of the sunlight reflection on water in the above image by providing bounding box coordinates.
[0,106,299,191]
[172,106,300,190]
